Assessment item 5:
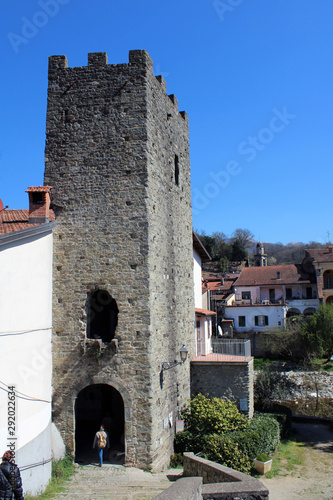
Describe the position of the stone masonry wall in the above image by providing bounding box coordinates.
[44,50,194,470]
[191,359,254,418]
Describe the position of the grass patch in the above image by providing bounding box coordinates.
[25,456,75,500]
[253,358,279,370]
[254,357,333,372]
[310,358,333,372]
[263,434,305,478]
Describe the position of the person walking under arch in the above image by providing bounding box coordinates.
[93,425,109,467]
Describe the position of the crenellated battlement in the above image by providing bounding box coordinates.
[48,50,186,120]
[49,49,153,72]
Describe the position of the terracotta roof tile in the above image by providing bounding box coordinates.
[305,248,333,263]
[195,307,216,316]
[26,185,52,193]
[0,209,55,235]
[234,264,315,286]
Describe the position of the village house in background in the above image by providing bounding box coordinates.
[201,242,326,356]
[191,234,254,418]
[0,187,56,495]
[303,247,333,304]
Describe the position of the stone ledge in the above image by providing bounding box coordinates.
[184,453,269,500]
[152,477,202,500]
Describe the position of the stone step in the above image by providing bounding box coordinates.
[54,464,182,500]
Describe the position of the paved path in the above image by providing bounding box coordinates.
[261,422,333,500]
[55,465,182,500]
[55,422,333,500]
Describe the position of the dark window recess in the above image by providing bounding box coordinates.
[306,287,313,299]
[32,192,43,204]
[286,288,292,300]
[87,289,118,343]
[174,154,179,186]
[242,291,251,300]
[255,315,269,326]
[238,316,246,327]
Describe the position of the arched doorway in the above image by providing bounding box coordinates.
[303,307,317,316]
[75,384,125,465]
[326,296,333,304]
[286,308,301,318]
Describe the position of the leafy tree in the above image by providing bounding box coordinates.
[231,228,254,249]
[219,255,230,273]
[300,303,333,361]
[231,239,248,262]
[260,318,304,360]
[254,366,298,409]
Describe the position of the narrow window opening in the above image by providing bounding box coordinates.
[174,154,179,186]
[87,289,118,343]
[238,316,246,327]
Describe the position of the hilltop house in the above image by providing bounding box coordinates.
[303,247,333,304]
[224,263,318,333]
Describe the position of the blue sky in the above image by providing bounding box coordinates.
[1,0,332,245]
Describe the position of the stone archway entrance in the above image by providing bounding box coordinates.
[75,384,125,465]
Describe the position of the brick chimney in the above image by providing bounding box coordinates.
[329,246,333,254]
[26,186,52,223]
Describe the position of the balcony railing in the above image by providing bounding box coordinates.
[195,339,251,361]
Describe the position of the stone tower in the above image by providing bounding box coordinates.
[254,242,267,267]
[44,50,194,470]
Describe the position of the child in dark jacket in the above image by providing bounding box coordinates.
[0,468,13,500]
[0,452,24,500]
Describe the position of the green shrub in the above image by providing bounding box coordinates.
[256,404,292,438]
[203,434,251,474]
[169,453,183,468]
[181,394,248,435]
[249,415,280,455]
[225,428,262,461]
[174,430,211,455]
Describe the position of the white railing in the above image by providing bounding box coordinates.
[211,339,251,359]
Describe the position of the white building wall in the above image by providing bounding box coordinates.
[224,304,287,331]
[193,248,202,309]
[0,230,53,495]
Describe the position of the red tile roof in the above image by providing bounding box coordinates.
[234,264,315,286]
[195,307,216,316]
[26,185,52,193]
[202,276,238,293]
[305,248,333,263]
[0,209,55,235]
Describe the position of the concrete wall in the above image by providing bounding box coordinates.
[0,229,53,495]
[44,50,194,470]
[191,358,254,418]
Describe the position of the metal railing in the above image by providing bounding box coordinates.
[211,338,251,359]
